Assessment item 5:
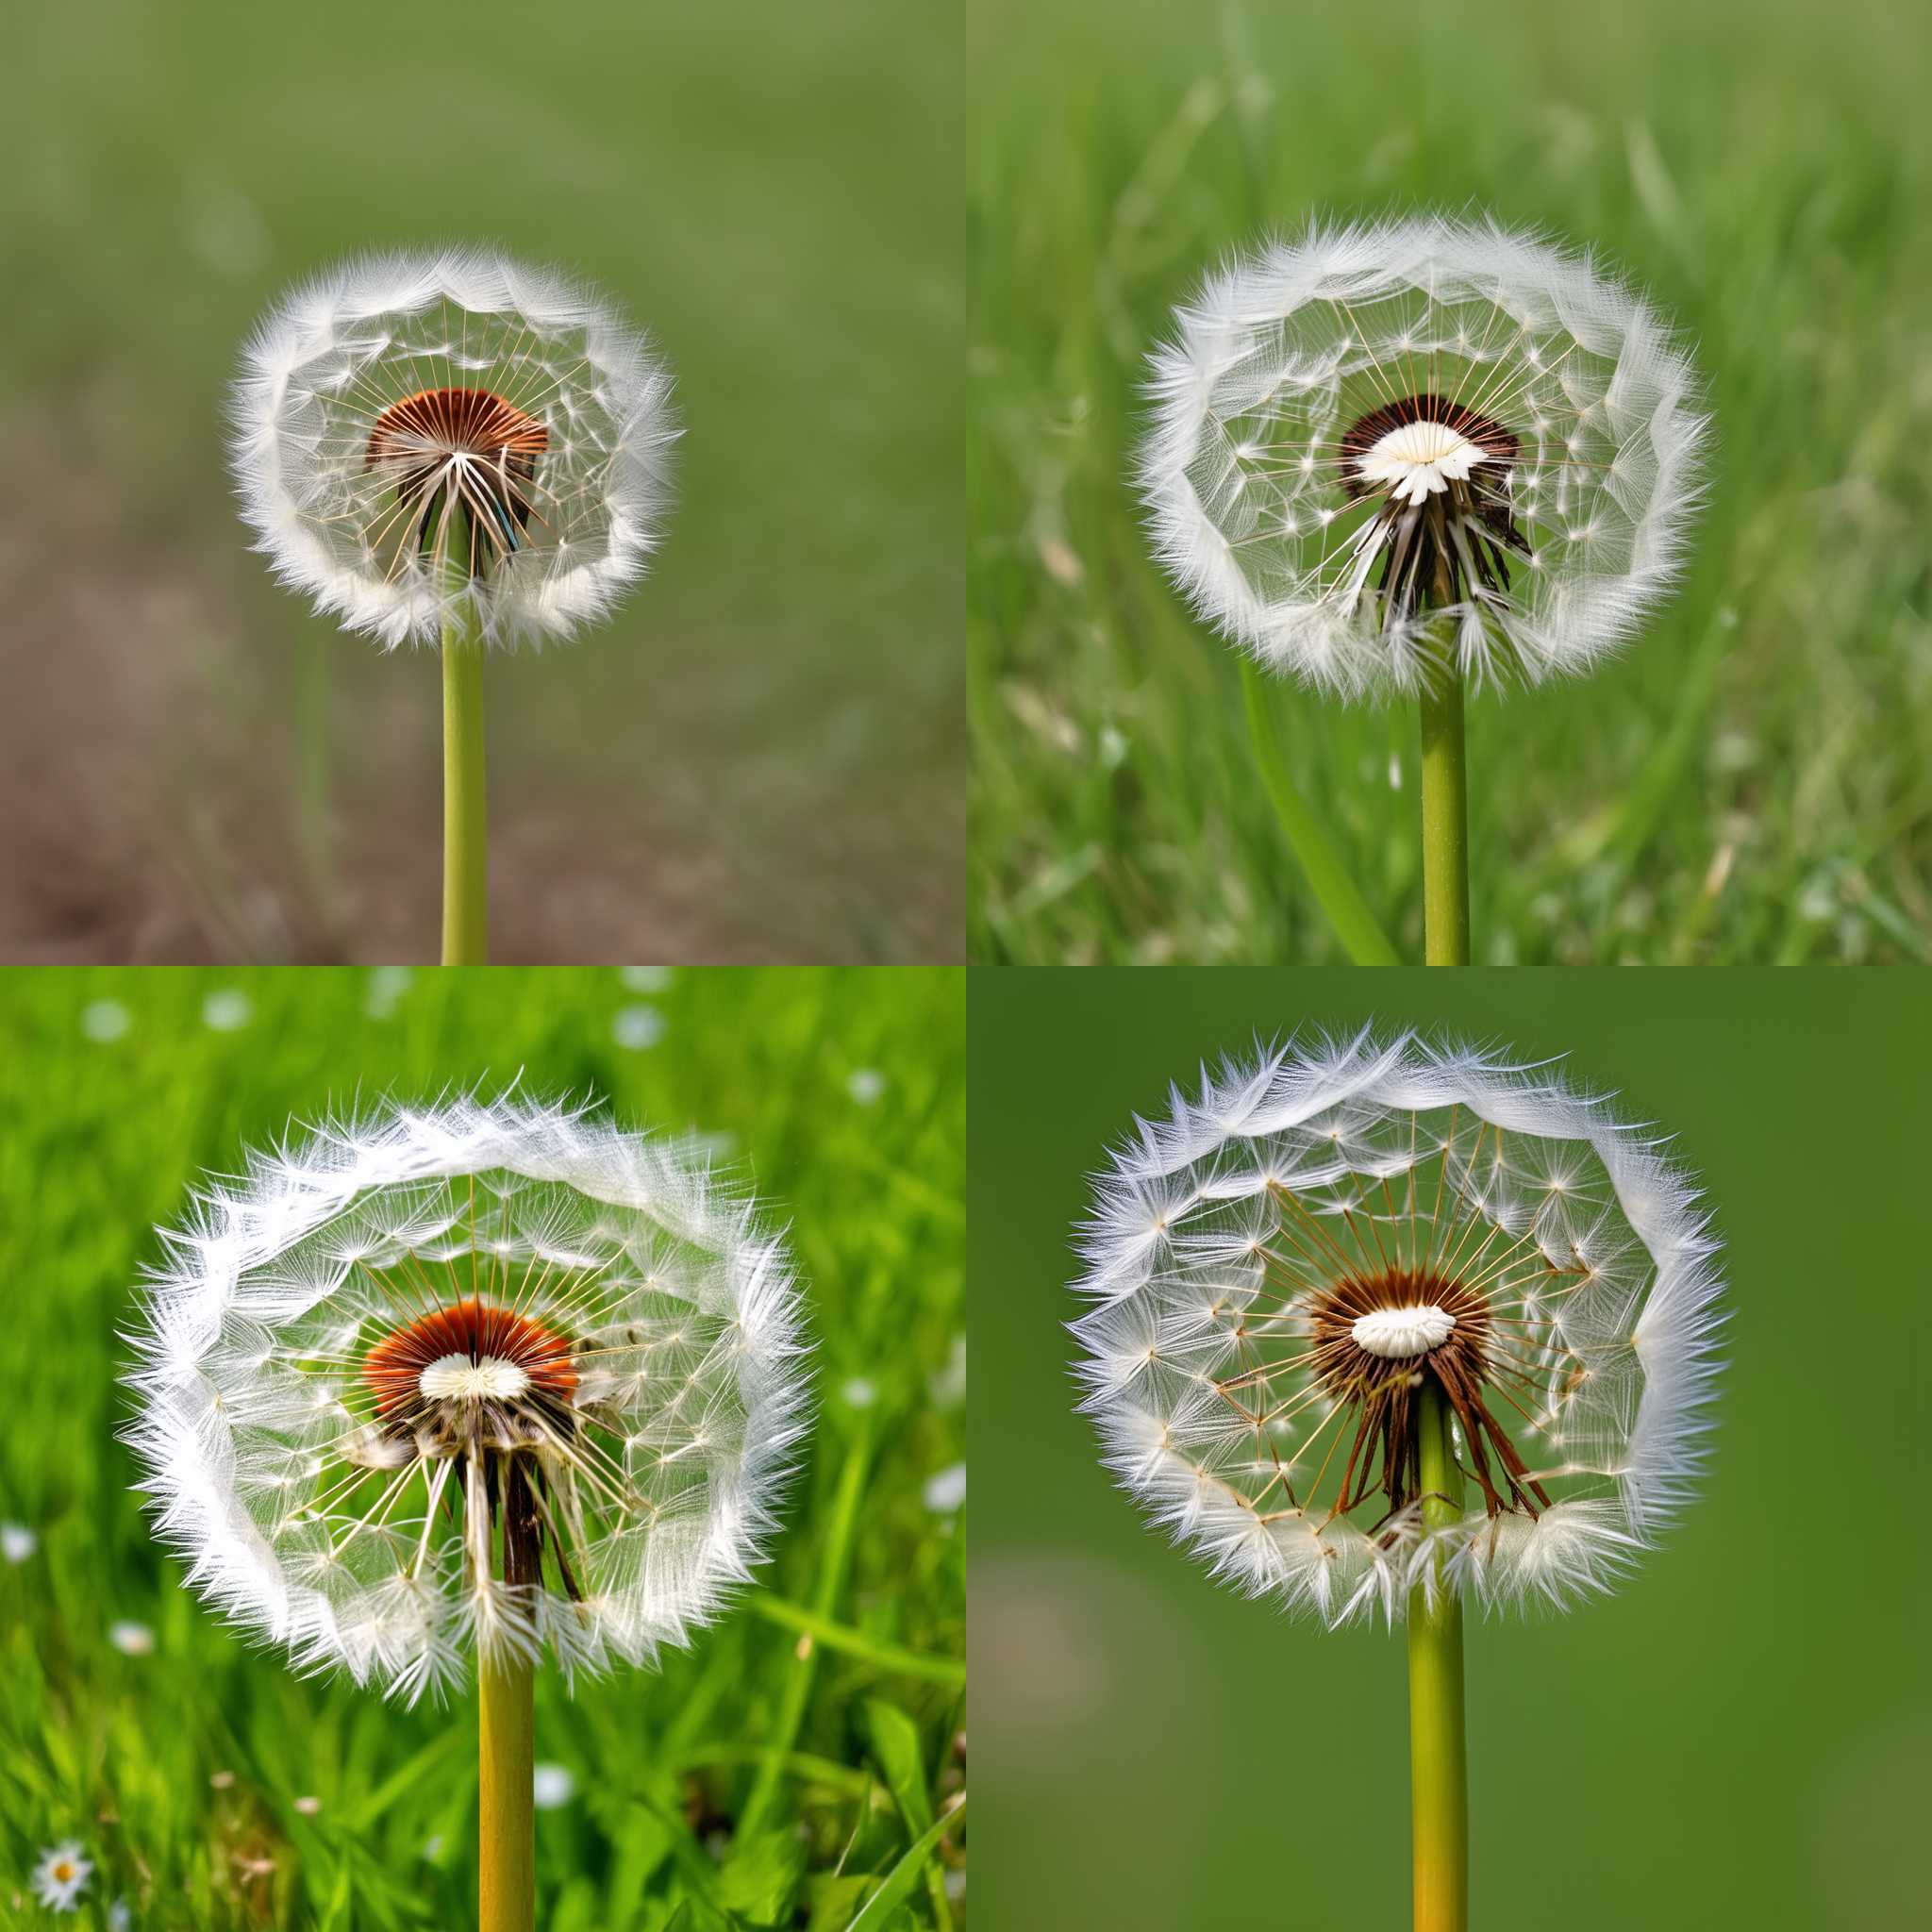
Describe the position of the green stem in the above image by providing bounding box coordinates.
[478,1644,535,1932]
[1407,1377,1469,1932]
[1419,665,1472,965]
[1240,661,1401,965]
[441,614,489,965]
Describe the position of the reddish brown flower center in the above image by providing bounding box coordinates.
[363,1297,576,1420]
[364,387,549,577]
[1307,1265,1550,1524]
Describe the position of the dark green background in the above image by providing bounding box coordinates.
[969,969,1927,1930]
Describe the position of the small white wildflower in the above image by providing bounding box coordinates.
[31,1841,92,1911]
[108,1898,132,1932]
[202,989,253,1032]
[1140,215,1707,698]
[619,966,674,992]
[293,1795,322,1817]
[612,1005,666,1051]
[845,1069,887,1107]
[531,1763,576,1809]
[1,1522,37,1562]
[923,1464,967,1514]
[1072,1027,1724,1623]
[230,250,676,649]
[840,1377,877,1410]
[109,1621,156,1656]
[123,1093,812,1702]
[81,1000,131,1043]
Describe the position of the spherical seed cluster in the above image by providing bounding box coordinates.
[1140,216,1707,698]
[230,249,676,649]
[125,1095,810,1702]
[1072,1029,1724,1624]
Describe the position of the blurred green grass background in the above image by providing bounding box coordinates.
[969,967,1928,1930]
[5,2,960,964]
[969,0,1932,964]
[0,965,965,1928]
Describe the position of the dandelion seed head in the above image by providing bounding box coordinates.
[1071,1028,1724,1624]
[123,1092,811,1701]
[1139,215,1708,699]
[230,250,677,650]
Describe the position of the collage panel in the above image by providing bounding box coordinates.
[969,0,1928,966]
[0,966,965,1926]
[970,967,1927,1928]
[6,2,960,968]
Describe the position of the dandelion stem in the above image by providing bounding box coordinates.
[1419,666,1472,965]
[441,608,490,964]
[1240,661,1401,965]
[478,1643,535,1932]
[1407,1375,1469,1932]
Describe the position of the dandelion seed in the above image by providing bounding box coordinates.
[1,1522,36,1562]
[531,1764,576,1809]
[846,1069,887,1107]
[202,989,254,1032]
[124,1091,812,1702]
[31,1841,92,1912]
[1074,1026,1723,1620]
[231,251,675,653]
[81,1000,132,1043]
[611,1005,666,1052]
[1141,215,1707,701]
[108,1621,156,1656]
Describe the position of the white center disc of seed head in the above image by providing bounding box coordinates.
[418,1354,531,1403]
[1352,1305,1457,1358]
[1356,421,1488,507]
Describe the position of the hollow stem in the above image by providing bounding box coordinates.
[1418,665,1471,965]
[1407,1375,1469,1932]
[478,1643,535,1932]
[441,608,489,964]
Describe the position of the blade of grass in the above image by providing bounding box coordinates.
[1241,661,1401,963]
[847,1793,967,1932]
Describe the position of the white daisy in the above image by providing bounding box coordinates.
[31,1841,92,1912]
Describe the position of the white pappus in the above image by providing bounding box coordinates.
[1139,215,1708,698]
[229,249,677,650]
[1070,1027,1725,1625]
[123,1092,811,1704]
